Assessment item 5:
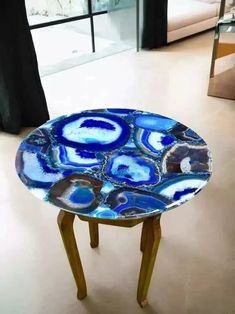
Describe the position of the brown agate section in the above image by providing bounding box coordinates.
[48,174,103,212]
[162,144,211,174]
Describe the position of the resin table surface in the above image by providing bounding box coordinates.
[16,109,212,219]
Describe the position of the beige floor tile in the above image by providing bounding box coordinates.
[0,31,235,314]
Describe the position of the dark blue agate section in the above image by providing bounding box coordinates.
[51,112,131,151]
[105,188,170,217]
[134,128,176,156]
[19,128,52,154]
[170,123,205,144]
[106,109,136,114]
[51,145,102,169]
[16,109,212,219]
[80,119,115,130]
[104,151,160,187]
[154,174,210,207]
[16,150,64,189]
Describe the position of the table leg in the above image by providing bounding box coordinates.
[88,221,99,248]
[140,216,161,252]
[57,210,87,300]
[137,215,161,307]
[140,221,147,253]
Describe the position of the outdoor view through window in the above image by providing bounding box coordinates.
[25,0,137,76]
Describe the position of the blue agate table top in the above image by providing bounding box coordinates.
[16,109,212,219]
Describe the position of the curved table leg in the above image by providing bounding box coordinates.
[137,215,161,307]
[88,221,99,248]
[57,210,87,300]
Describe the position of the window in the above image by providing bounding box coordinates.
[25,0,138,76]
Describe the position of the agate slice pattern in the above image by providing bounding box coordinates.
[16,109,212,219]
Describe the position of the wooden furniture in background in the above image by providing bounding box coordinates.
[208,0,235,99]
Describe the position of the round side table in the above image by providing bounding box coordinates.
[16,108,212,307]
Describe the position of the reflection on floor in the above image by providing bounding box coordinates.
[208,66,235,99]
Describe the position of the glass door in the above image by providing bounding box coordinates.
[93,0,137,56]
[25,0,138,76]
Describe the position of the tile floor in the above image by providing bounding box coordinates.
[0,31,235,314]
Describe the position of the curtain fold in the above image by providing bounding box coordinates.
[0,0,49,134]
[141,0,168,49]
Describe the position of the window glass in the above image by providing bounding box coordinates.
[25,0,89,25]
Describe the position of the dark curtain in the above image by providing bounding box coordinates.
[0,0,49,134]
[142,0,168,49]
